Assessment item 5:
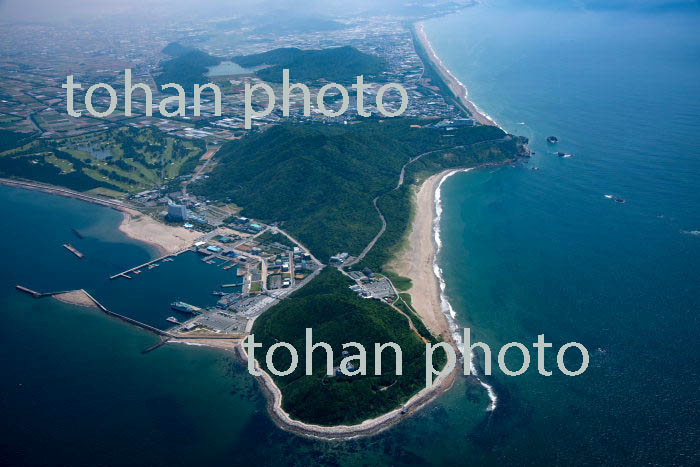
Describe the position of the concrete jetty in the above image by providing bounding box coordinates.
[63,243,84,259]
[15,285,41,297]
[15,285,243,346]
[109,248,188,280]
[15,285,78,298]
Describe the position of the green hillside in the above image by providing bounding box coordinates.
[193,118,518,261]
[162,42,197,57]
[251,268,443,426]
[233,46,385,83]
[155,45,221,93]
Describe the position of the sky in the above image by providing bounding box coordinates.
[0,0,697,23]
[0,0,270,22]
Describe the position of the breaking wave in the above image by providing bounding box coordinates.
[433,168,498,411]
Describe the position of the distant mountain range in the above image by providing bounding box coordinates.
[156,43,385,92]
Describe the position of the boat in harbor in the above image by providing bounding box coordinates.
[171,301,201,314]
[547,136,559,143]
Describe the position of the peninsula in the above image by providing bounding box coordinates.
[3,5,528,440]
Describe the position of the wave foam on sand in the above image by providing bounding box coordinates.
[433,169,498,411]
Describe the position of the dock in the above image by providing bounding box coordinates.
[63,243,84,259]
[109,248,187,280]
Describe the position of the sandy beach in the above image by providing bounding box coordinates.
[415,22,499,127]
[118,210,201,256]
[239,172,467,440]
[388,173,452,341]
[0,178,200,256]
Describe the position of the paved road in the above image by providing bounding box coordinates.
[343,146,454,268]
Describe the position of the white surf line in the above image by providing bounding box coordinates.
[433,168,498,411]
[416,21,504,131]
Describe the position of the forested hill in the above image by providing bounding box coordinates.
[232,46,385,83]
[193,119,521,261]
[0,129,36,152]
[155,43,222,94]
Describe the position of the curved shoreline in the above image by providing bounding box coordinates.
[432,169,498,410]
[414,21,502,129]
[0,178,199,257]
[390,168,498,413]
[236,338,459,440]
[2,14,506,435]
[117,210,201,256]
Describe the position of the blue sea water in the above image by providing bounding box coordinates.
[2,1,700,465]
[422,0,700,463]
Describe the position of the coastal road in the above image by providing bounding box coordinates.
[344,136,511,269]
[344,146,458,268]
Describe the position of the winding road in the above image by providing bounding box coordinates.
[343,146,462,268]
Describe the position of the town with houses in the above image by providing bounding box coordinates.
[105,205,401,340]
[1,4,473,341]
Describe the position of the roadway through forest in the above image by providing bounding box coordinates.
[343,146,461,268]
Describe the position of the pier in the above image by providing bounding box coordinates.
[109,248,188,280]
[15,285,41,297]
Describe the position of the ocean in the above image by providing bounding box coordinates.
[2,0,700,465]
[423,0,700,464]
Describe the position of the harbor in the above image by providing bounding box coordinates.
[14,216,324,352]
